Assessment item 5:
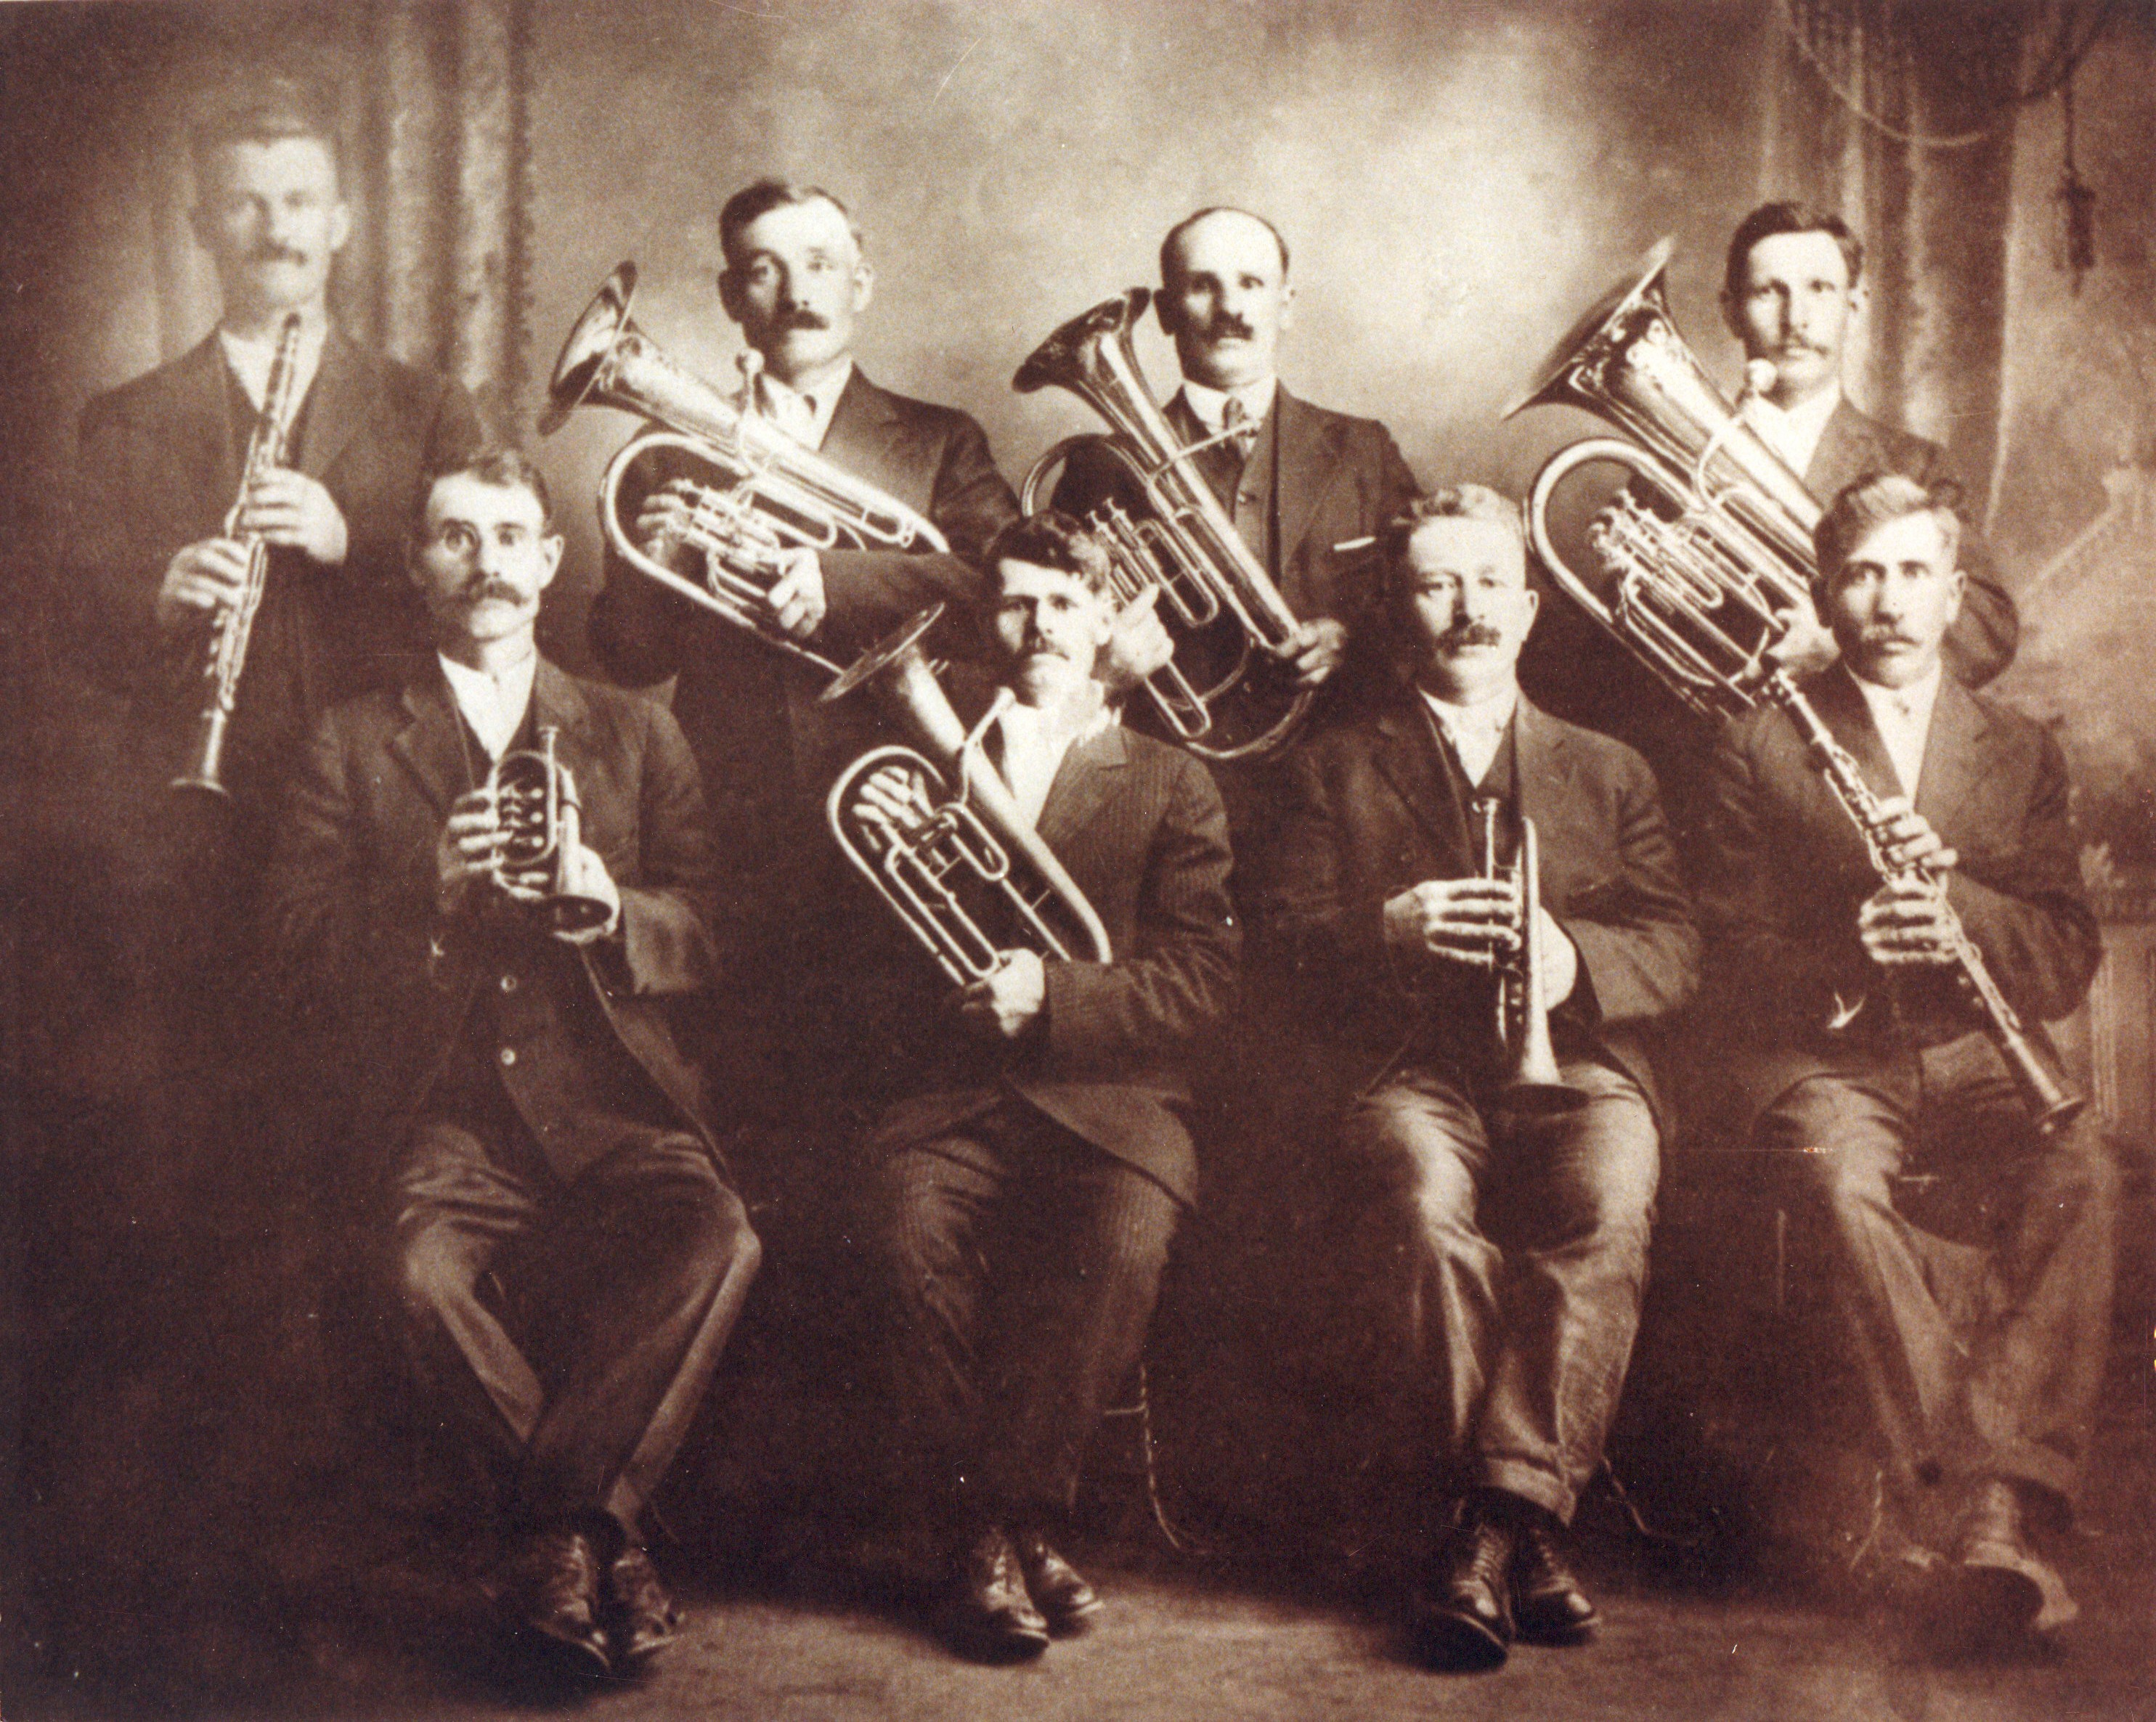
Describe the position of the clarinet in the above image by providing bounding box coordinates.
[1766,671,2085,1136]
[171,311,306,797]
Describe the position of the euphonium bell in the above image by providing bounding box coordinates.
[484,726,614,936]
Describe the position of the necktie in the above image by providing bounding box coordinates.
[1221,394,1258,461]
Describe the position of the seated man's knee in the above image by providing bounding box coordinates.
[387,1220,476,1330]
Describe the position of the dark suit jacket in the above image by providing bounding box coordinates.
[587,366,1020,905]
[1806,399,2016,688]
[1256,687,1700,1124]
[1697,664,2099,1128]
[62,329,484,831]
[863,721,1240,1207]
[263,657,724,1186]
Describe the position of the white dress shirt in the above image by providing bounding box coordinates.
[995,696,1112,828]
[1850,661,1942,802]
[753,358,852,450]
[1740,380,1842,477]
[439,650,538,764]
[1421,685,1518,787]
[1178,375,1278,440]
[219,320,327,420]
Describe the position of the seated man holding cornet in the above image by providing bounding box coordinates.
[1258,485,1699,1671]
[837,511,1237,1662]
[264,448,761,1679]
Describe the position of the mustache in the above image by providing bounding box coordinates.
[776,306,831,331]
[1200,315,1256,342]
[458,576,527,605]
[1439,621,1505,650]
[1860,624,1921,648]
[245,242,309,266]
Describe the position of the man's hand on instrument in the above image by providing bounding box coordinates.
[635,480,702,558]
[1099,584,1174,695]
[1285,616,1348,688]
[958,948,1046,1040]
[155,537,251,629]
[234,468,348,566]
[437,790,509,916]
[760,546,827,640]
[1860,873,1961,968]
[1868,797,1958,876]
[1383,878,1522,970]
[856,762,935,835]
[1767,607,1840,677]
[550,841,622,944]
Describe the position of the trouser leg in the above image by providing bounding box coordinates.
[989,1151,1180,1525]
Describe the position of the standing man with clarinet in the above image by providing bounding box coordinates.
[1698,473,2115,1654]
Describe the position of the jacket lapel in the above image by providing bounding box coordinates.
[1372,698,1469,862]
[389,663,473,815]
[1805,398,1877,499]
[297,329,384,481]
[1810,665,1905,804]
[1036,722,1127,859]
[819,367,907,494]
[1272,384,1346,569]
[1912,675,1990,841]
[168,335,246,505]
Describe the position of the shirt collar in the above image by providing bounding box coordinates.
[1179,375,1278,435]
[754,358,853,447]
[437,648,539,761]
[1848,658,1943,722]
[1420,684,1518,735]
[217,318,330,417]
[1743,380,1842,470]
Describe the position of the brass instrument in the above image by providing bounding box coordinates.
[1014,287,1314,762]
[541,262,948,677]
[483,725,614,935]
[825,606,1112,985]
[1473,798,1588,1117]
[1510,240,2083,1135]
[173,311,305,796]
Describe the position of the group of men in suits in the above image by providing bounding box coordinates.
[59,60,2116,1686]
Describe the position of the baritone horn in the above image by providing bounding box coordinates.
[1014,287,1314,762]
[825,606,1112,986]
[1508,239,2083,1136]
[541,262,948,677]
[484,726,614,935]
[1472,799,1587,1117]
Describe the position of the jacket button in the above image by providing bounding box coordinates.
[498,1047,517,1068]
[500,974,518,994]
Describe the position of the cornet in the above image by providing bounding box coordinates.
[482,726,614,935]
[1509,239,2082,1135]
[542,262,948,678]
[1472,799,1588,1117]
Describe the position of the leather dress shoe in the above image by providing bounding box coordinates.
[489,1530,612,1674]
[1410,1513,1515,1670]
[1924,1480,2064,1651]
[1013,1527,1103,1633]
[940,1526,1051,1662]
[604,1545,682,1669]
[1510,1517,1598,1644]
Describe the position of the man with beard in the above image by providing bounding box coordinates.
[1260,485,1698,1670]
[1698,473,2112,1653]
[848,512,1237,1662]
[266,448,760,1675]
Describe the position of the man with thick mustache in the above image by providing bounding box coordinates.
[266,447,760,1676]
[1698,472,2112,1654]
[1260,485,1697,1671]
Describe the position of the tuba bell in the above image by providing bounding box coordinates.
[541,262,948,678]
[1014,288,1314,762]
[1510,240,2082,1136]
[483,726,615,936]
[825,606,1113,985]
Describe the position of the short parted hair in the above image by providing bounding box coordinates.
[190,72,343,192]
[719,179,863,266]
[984,510,1115,598]
[1722,201,1865,301]
[1159,206,1292,287]
[412,445,556,537]
[1381,485,1527,598]
[1813,471,1961,587]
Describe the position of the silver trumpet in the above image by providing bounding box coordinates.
[1509,239,2082,1135]
[484,726,614,935]
[1014,287,1314,762]
[825,607,1112,986]
[1473,798,1589,1117]
[542,262,948,678]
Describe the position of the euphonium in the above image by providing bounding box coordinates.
[483,726,614,935]
[825,606,1112,985]
[1472,798,1588,1117]
[1509,240,2083,1135]
[173,311,305,796]
[540,262,948,677]
[1014,288,1314,762]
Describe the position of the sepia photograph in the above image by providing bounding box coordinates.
[1,1,2150,1717]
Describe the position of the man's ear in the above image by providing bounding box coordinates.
[1278,278,1296,334]
[537,534,564,593]
[1719,287,1746,345]
[1154,287,1184,339]
[850,258,875,315]
[328,198,353,256]
[717,268,744,324]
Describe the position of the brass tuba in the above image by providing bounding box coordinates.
[825,606,1112,985]
[1510,240,2083,1136]
[1473,798,1588,1117]
[483,725,615,936]
[541,263,948,678]
[1014,288,1313,762]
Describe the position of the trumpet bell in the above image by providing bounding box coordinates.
[540,261,639,436]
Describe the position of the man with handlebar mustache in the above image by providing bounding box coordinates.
[843,511,1237,1663]
[1259,485,1698,1672]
